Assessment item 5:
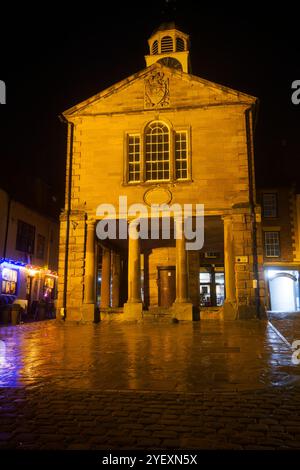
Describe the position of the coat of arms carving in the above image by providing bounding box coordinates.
[144,71,169,108]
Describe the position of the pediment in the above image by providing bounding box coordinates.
[63,63,257,118]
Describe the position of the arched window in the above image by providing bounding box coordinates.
[176,37,185,51]
[152,40,158,55]
[161,36,173,53]
[145,122,170,181]
[126,122,189,184]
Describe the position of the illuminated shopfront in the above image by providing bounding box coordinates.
[0,258,58,317]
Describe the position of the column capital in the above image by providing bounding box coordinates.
[128,219,140,240]
[86,217,96,228]
[221,213,232,223]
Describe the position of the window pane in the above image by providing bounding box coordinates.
[263,193,277,217]
[175,131,188,180]
[128,135,140,182]
[264,231,280,257]
[145,122,170,181]
[215,273,224,283]
[200,272,211,283]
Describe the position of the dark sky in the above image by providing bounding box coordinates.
[0,1,299,215]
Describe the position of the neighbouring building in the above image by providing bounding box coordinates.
[258,186,300,312]
[0,188,59,315]
[58,23,267,322]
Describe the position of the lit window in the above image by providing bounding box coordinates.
[264,231,280,257]
[44,276,55,299]
[176,37,185,51]
[145,122,170,181]
[200,272,211,283]
[1,267,17,295]
[126,121,190,183]
[204,252,220,259]
[262,193,277,217]
[175,131,188,179]
[128,135,141,182]
[161,36,173,52]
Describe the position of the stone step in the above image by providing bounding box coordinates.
[200,307,223,320]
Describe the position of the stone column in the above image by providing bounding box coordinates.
[111,252,121,308]
[222,215,236,319]
[210,266,217,307]
[124,220,143,319]
[84,218,96,304]
[127,222,141,303]
[175,218,189,303]
[82,218,96,321]
[100,247,111,309]
[172,218,193,320]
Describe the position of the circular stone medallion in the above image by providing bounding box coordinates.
[143,187,172,207]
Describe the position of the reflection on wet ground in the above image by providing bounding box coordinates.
[0,319,299,391]
[268,311,300,346]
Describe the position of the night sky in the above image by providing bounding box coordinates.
[0,1,299,216]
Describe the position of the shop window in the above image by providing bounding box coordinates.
[199,268,224,307]
[44,276,55,300]
[1,267,17,295]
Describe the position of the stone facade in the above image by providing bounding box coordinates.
[257,186,300,311]
[57,24,266,322]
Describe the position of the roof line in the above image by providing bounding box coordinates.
[63,63,257,117]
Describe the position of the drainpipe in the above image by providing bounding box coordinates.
[3,194,11,259]
[245,104,261,318]
[59,115,74,320]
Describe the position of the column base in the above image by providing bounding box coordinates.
[222,300,237,320]
[81,303,96,322]
[236,304,261,319]
[171,302,193,321]
[64,307,82,322]
[123,302,143,321]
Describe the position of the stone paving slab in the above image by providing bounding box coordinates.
[0,320,300,449]
[268,312,300,347]
[0,320,299,391]
[1,387,300,450]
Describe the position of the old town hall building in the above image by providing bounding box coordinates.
[57,23,266,322]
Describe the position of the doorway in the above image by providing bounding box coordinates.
[268,272,298,311]
[158,266,176,307]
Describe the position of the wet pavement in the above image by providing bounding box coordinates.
[268,311,300,346]
[0,319,300,449]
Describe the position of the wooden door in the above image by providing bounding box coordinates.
[158,266,176,307]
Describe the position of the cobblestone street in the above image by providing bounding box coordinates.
[1,319,300,450]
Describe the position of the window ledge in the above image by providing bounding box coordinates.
[122,179,193,187]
